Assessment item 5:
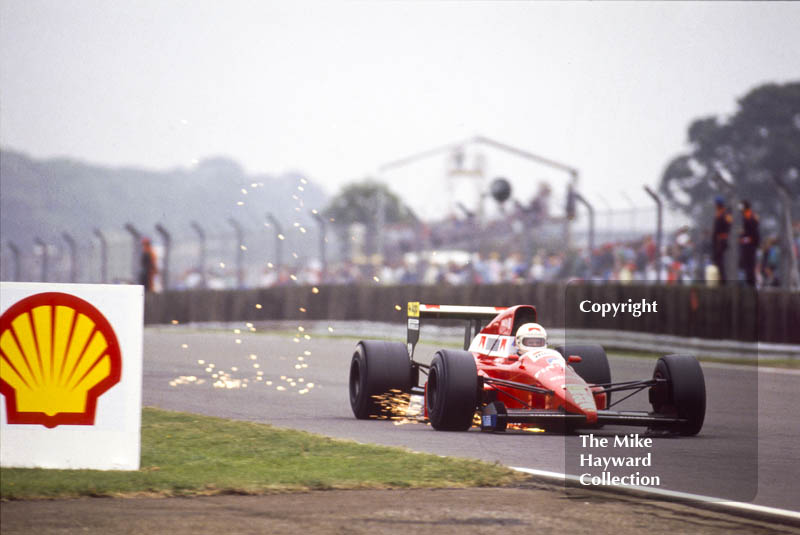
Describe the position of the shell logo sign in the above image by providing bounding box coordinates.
[1,282,142,471]
[0,292,122,428]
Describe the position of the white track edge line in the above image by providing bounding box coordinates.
[511,466,800,521]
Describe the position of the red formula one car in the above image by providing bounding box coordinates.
[349,303,706,435]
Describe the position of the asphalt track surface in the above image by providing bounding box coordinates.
[142,326,800,512]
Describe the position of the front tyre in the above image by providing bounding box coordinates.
[649,354,706,436]
[426,349,478,431]
[349,340,416,419]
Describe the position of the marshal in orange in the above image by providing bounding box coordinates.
[0,292,122,428]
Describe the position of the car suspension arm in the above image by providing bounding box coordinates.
[482,376,554,396]
[484,384,534,410]
[595,378,664,394]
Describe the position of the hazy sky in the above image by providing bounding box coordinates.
[2,1,799,218]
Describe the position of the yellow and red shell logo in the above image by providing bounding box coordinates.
[0,292,122,428]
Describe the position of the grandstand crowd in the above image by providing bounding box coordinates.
[171,220,798,290]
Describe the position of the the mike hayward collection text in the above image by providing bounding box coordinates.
[578,433,661,487]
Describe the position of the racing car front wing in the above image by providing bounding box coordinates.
[480,404,687,433]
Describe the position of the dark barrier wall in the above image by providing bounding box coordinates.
[144,283,800,344]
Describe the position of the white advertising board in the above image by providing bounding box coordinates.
[0,282,143,470]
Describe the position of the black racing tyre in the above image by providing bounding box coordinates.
[649,354,706,436]
[426,349,479,431]
[555,344,612,406]
[349,340,416,419]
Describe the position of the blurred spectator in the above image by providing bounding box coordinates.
[147,206,790,290]
[528,253,545,281]
[711,196,732,284]
[596,244,615,280]
[761,237,781,287]
[139,237,158,292]
[618,262,634,283]
[738,200,760,287]
[634,240,649,279]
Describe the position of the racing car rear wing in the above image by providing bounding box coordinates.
[408,303,509,321]
[406,302,508,360]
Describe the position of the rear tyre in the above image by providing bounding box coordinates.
[426,349,478,431]
[349,340,416,419]
[649,354,706,436]
[555,344,612,406]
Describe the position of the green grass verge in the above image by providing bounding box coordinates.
[0,407,522,500]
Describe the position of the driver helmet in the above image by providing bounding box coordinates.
[516,323,547,353]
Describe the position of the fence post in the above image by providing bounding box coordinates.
[573,192,595,263]
[62,232,78,283]
[771,177,800,290]
[124,223,142,283]
[266,213,284,268]
[93,228,108,283]
[311,210,327,280]
[155,223,172,291]
[7,241,21,281]
[34,237,48,282]
[228,217,245,289]
[375,188,386,259]
[190,221,207,288]
[643,186,663,283]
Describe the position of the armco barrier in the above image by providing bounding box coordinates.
[144,283,800,345]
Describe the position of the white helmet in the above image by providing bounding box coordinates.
[516,323,547,353]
